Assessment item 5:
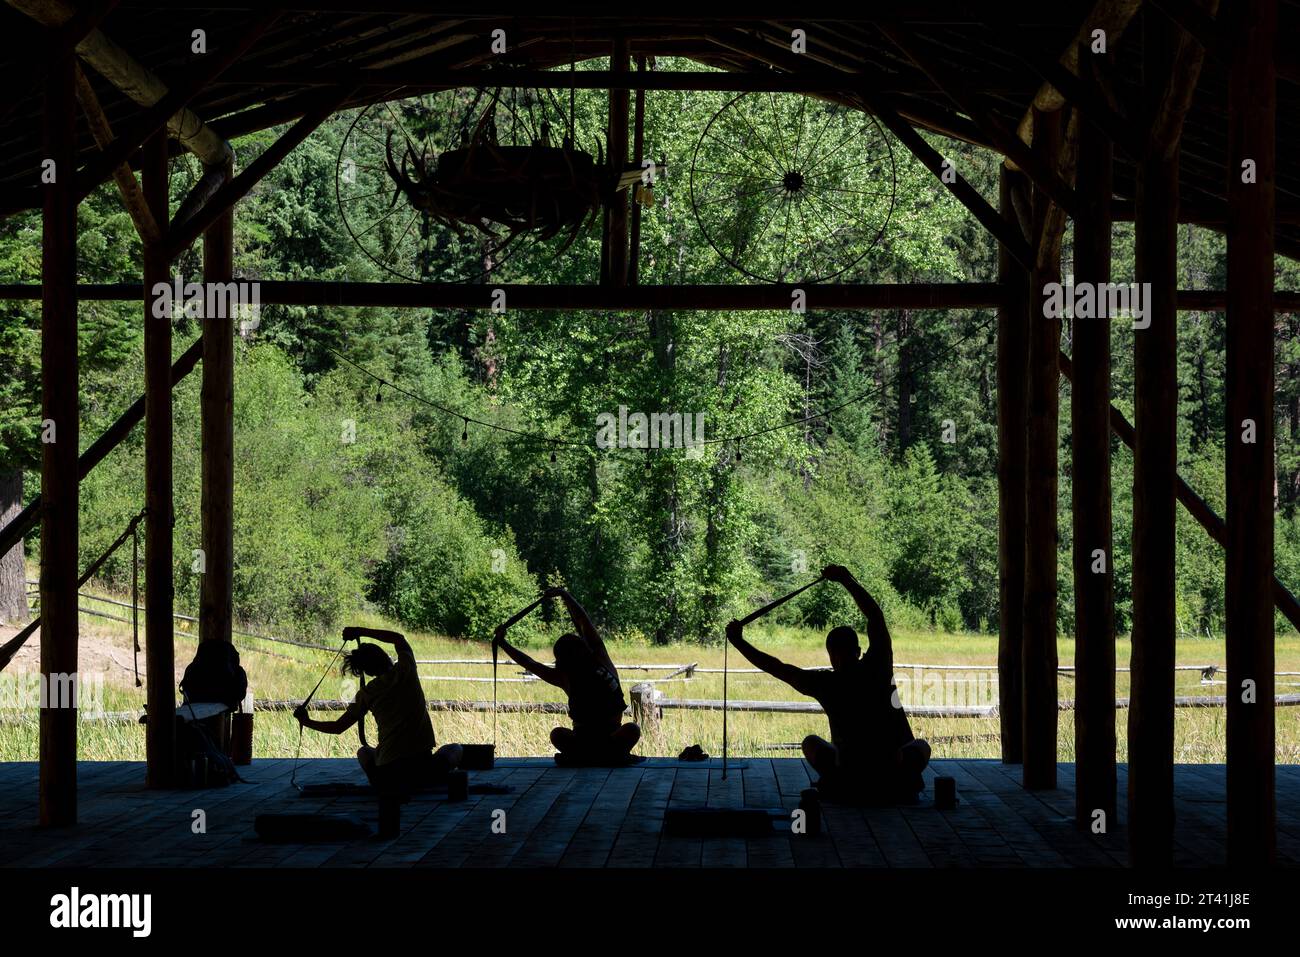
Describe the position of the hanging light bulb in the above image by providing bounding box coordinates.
[645,449,652,470]
[375,384,383,403]
[550,449,557,464]
[461,419,469,443]
[735,440,743,463]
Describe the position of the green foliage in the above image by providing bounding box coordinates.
[6,77,1297,647]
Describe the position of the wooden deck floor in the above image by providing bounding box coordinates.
[2,758,1298,868]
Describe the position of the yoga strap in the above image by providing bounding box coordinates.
[291,636,350,792]
[739,576,824,626]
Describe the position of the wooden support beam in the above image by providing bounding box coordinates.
[0,0,119,126]
[1011,0,1143,150]
[46,280,1003,311]
[72,63,159,245]
[1148,0,1221,161]
[702,26,992,148]
[1017,35,1143,160]
[166,85,353,258]
[1112,199,1300,225]
[1022,107,1062,791]
[603,38,631,286]
[142,130,174,789]
[0,338,203,563]
[628,55,647,286]
[857,91,1034,271]
[0,14,278,222]
[11,281,1300,312]
[1071,49,1116,832]
[39,50,78,828]
[7,0,231,167]
[1129,9,1181,867]
[1060,352,1300,634]
[200,161,235,652]
[1224,0,1276,867]
[997,167,1029,765]
[218,65,1015,95]
[875,21,1080,220]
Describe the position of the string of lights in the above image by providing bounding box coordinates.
[323,311,996,461]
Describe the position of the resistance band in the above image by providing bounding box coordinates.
[491,596,546,748]
[724,575,826,779]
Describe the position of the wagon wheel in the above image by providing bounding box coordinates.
[335,87,605,285]
[689,93,896,283]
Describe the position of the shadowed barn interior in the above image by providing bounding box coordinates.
[0,0,1297,868]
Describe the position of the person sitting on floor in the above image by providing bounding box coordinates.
[494,587,640,765]
[726,564,931,804]
[294,626,462,794]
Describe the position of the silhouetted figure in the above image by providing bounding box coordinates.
[180,639,248,710]
[294,626,462,793]
[726,565,931,804]
[495,587,640,765]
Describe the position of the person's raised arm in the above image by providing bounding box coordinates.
[725,620,817,696]
[494,625,565,689]
[549,587,614,673]
[822,564,891,659]
[344,625,414,664]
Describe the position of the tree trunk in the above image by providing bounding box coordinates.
[0,469,27,623]
[896,309,914,454]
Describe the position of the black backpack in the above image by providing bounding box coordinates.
[180,640,249,710]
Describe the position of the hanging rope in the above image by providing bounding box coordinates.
[723,629,728,779]
[0,508,148,674]
[131,522,141,688]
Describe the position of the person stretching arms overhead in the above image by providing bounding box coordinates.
[495,587,641,766]
[726,565,930,804]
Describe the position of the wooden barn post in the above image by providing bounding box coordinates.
[1022,107,1062,790]
[1225,0,1276,866]
[143,130,175,787]
[997,166,1028,764]
[39,50,79,827]
[1129,14,1181,867]
[603,36,630,285]
[200,159,235,652]
[1072,48,1117,831]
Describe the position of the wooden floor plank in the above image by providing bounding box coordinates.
[655,763,707,867]
[558,767,643,868]
[2,758,1297,869]
[511,768,612,867]
[608,768,675,867]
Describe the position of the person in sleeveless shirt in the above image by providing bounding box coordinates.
[726,565,931,804]
[494,587,641,765]
[295,626,462,794]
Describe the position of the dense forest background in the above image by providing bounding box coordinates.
[3,65,1300,646]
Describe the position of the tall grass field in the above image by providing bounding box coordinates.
[4,583,1299,766]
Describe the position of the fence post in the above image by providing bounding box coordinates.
[630,682,660,737]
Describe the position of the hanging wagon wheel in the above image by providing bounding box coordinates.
[335,86,606,284]
[689,93,897,284]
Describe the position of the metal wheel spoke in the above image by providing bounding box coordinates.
[701,126,781,179]
[803,124,864,178]
[729,105,787,179]
[695,183,783,211]
[767,92,793,169]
